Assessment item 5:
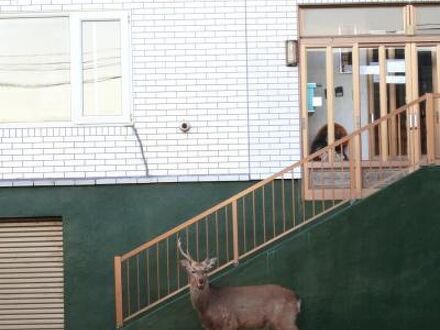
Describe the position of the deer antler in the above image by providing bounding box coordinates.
[177,236,195,262]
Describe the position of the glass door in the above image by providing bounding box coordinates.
[301,41,440,162]
[358,45,410,162]
[302,46,355,162]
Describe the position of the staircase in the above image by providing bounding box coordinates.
[113,93,440,328]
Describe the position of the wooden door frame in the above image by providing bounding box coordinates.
[300,39,439,163]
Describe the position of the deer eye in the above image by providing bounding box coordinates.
[191,270,196,274]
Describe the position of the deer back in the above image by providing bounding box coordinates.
[198,284,300,329]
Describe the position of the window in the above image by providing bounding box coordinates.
[0,17,70,123]
[0,13,131,125]
[301,6,405,36]
[415,6,440,35]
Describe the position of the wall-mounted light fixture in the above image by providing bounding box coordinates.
[285,40,298,67]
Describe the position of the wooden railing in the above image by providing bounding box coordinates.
[114,93,440,328]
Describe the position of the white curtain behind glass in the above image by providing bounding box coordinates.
[82,20,122,117]
[0,17,70,123]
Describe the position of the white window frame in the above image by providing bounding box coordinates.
[0,12,132,127]
[70,12,132,125]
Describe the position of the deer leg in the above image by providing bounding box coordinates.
[271,305,299,330]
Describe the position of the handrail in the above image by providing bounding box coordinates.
[114,93,439,328]
[119,94,428,261]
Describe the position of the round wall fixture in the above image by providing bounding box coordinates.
[179,121,191,133]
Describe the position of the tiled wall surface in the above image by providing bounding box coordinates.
[0,0,296,186]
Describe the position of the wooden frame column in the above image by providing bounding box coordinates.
[379,46,389,162]
[326,46,335,162]
[300,44,308,160]
[299,44,310,197]
[405,43,421,166]
[388,48,398,157]
[352,44,362,196]
[366,49,376,159]
[412,43,421,165]
[433,45,440,158]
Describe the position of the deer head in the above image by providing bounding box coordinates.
[177,237,300,330]
[177,237,217,290]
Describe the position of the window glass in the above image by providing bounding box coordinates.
[306,49,327,155]
[333,48,353,136]
[359,48,380,158]
[82,20,122,117]
[0,17,70,123]
[301,7,404,36]
[415,6,440,34]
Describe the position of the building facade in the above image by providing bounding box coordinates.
[0,0,299,187]
[1,1,439,329]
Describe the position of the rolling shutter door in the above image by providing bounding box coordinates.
[0,219,64,330]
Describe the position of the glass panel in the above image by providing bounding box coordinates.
[82,20,122,117]
[333,48,353,148]
[359,48,380,159]
[417,47,435,154]
[418,47,434,96]
[306,49,328,156]
[302,7,404,36]
[0,17,70,123]
[386,48,407,158]
[415,6,440,35]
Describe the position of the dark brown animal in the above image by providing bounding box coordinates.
[178,238,301,330]
[310,123,348,161]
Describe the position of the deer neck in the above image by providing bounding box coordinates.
[189,284,212,312]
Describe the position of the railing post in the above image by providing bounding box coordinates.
[114,256,124,328]
[231,200,239,264]
[353,134,362,198]
[426,93,435,164]
[408,106,415,168]
[351,44,362,198]
[379,46,389,162]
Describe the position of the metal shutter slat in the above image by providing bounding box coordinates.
[0,221,61,228]
[0,309,63,314]
[0,263,63,269]
[0,299,63,305]
[0,252,63,259]
[0,246,63,253]
[0,283,63,289]
[0,237,62,243]
[0,325,63,330]
[0,304,63,310]
[0,226,62,233]
[0,242,63,248]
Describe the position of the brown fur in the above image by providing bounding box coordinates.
[179,248,300,330]
[310,123,348,161]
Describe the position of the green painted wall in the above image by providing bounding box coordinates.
[0,180,254,330]
[126,167,440,330]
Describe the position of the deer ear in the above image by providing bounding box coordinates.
[180,259,191,271]
[204,257,217,271]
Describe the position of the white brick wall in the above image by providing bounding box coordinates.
[5,0,419,186]
[246,0,299,178]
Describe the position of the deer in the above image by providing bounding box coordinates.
[177,238,301,330]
